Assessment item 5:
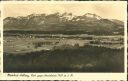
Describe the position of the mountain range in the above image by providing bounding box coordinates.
[4,12,124,35]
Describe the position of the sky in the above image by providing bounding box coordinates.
[3,2,126,21]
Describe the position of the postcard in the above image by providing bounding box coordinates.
[0,1,127,80]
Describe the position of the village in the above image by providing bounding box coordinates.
[3,34,124,54]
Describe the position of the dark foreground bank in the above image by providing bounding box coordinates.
[3,45,124,72]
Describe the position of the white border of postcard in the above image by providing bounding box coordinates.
[0,1,127,80]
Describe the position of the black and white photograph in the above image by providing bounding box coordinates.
[2,2,126,73]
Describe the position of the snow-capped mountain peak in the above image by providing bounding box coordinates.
[61,13,74,20]
[84,13,102,20]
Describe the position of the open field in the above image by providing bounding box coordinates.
[4,34,123,54]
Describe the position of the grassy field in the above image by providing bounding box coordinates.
[3,35,123,53]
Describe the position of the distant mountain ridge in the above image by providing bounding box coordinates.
[4,12,124,35]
